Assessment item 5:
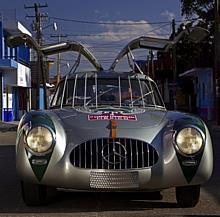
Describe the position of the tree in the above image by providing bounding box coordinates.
[180,0,214,22]
[177,0,214,73]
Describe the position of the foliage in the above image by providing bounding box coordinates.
[180,0,214,21]
[176,0,214,72]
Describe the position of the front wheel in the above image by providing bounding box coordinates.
[176,185,200,208]
[21,181,50,206]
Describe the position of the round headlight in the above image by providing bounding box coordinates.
[26,126,53,153]
[175,127,203,155]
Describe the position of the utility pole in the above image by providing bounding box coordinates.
[25,3,48,110]
[50,34,67,85]
[25,3,48,45]
[215,0,220,124]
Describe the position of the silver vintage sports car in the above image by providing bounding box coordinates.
[16,37,213,207]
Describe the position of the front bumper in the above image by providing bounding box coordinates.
[16,123,213,191]
[16,143,212,191]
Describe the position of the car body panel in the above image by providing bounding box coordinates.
[16,103,213,191]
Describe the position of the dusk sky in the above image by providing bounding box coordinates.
[2,0,184,74]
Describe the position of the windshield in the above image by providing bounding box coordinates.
[51,73,165,109]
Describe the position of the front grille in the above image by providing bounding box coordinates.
[70,138,158,170]
[90,171,139,189]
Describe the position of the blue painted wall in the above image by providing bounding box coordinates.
[0,20,31,121]
[0,21,3,59]
[196,69,213,120]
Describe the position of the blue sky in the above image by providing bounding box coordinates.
[2,0,183,73]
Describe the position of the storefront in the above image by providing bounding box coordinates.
[1,62,31,121]
[0,19,31,121]
[179,68,214,120]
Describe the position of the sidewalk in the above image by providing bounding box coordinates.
[0,121,19,132]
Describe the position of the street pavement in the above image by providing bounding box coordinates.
[0,121,18,146]
[0,121,220,216]
[0,121,18,132]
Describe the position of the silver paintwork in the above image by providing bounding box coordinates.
[16,102,213,191]
[15,38,213,192]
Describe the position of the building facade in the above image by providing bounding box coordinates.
[0,18,31,121]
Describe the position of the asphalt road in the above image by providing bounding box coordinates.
[0,129,220,217]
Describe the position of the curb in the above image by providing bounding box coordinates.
[0,122,18,132]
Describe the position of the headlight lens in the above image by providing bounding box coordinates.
[26,126,53,153]
[175,127,203,155]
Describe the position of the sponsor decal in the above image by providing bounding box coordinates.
[88,112,137,121]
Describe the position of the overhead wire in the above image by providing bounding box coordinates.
[50,16,170,25]
[49,16,200,26]
[45,20,172,74]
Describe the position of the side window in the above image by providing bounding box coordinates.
[74,79,85,105]
[51,81,64,107]
[63,79,75,105]
[151,82,164,106]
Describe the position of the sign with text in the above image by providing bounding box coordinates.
[88,112,137,121]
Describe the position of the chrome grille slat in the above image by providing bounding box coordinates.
[102,139,104,169]
[119,138,121,169]
[79,143,81,168]
[108,139,110,169]
[136,140,138,168]
[113,140,116,169]
[130,139,133,169]
[125,139,128,169]
[90,140,92,169]
[70,138,158,169]
[73,148,76,166]
[96,139,98,169]
[141,141,144,167]
[85,142,87,168]
[147,143,150,167]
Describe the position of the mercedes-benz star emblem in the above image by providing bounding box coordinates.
[102,141,127,165]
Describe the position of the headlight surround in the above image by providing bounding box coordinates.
[175,127,204,155]
[26,126,54,154]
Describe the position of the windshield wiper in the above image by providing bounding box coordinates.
[85,88,113,106]
[130,90,153,105]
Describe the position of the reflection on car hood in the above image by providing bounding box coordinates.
[46,107,169,144]
[51,107,167,129]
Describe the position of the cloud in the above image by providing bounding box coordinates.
[94,9,100,14]
[94,10,109,19]
[161,10,175,21]
[66,20,171,70]
[77,20,163,43]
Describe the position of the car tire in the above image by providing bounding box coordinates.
[21,181,49,206]
[176,185,200,208]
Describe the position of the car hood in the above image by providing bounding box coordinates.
[52,107,167,129]
[48,108,168,144]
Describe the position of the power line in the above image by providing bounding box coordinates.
[43,22,170,43]
[50,16,171,25]
[49,16,200,26]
